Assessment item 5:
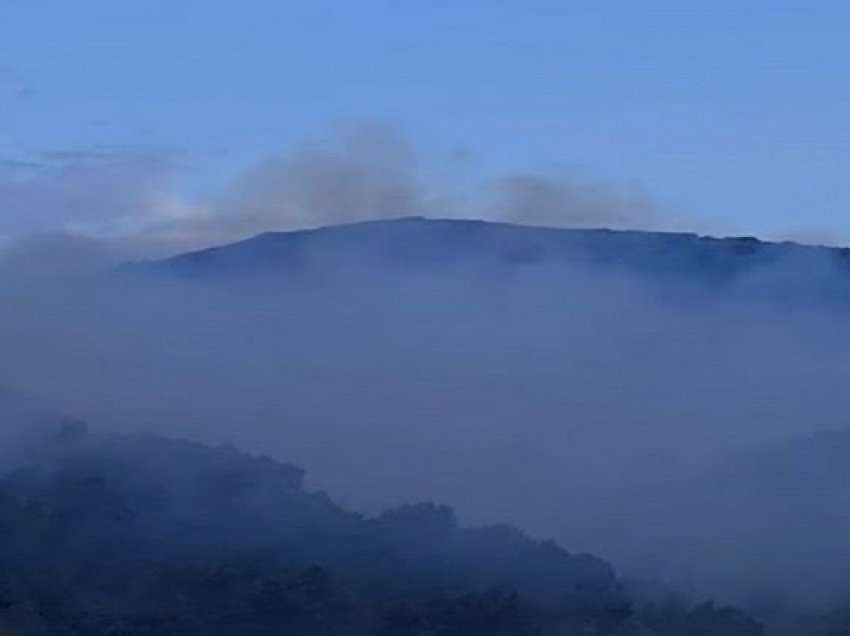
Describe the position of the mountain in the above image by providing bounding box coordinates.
[0,425,764,636]
[127,217,850,303]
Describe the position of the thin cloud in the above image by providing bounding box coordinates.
[0,145,185,240]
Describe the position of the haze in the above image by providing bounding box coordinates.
[2,3,850,635]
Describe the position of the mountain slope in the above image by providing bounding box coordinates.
[128,218,850,302]
[0,425,766,636]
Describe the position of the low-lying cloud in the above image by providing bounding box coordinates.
[3,217,850,614]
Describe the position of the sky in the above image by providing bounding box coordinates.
[1,1,849,249]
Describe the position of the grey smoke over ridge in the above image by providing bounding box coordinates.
[210,124,423,232]
[197,124,662,238]
[0,124,665,259]
[487,173,659,230]
[192,124,666,243]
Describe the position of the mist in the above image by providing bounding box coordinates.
[3,213,850,618]
[4,126,850,636]
[5,1,850,631]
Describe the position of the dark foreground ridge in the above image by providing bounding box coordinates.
[0,422,763,636]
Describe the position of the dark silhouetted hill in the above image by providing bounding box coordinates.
[127,218,850,304]
[0,424,763,635]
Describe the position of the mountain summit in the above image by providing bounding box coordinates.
[129,217,850,304]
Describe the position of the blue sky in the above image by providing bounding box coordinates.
[1,1,849,247]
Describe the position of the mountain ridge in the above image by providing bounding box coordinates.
[123,217,850,304]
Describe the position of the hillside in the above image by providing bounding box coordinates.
[0,424,763,635]
[128,218,850,304]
